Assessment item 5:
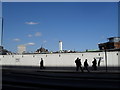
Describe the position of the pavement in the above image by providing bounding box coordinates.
[1,66,120,73]
[1,67,120,90]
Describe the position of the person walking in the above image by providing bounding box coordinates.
[92,58,97,70]
[75,57,83,72]
[84,59,89,72]
[40,58,44,69]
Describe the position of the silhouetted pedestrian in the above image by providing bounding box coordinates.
[40,58,44,69]
[92,58,97,70]
[84,59,89,72]
[75,57,83,72]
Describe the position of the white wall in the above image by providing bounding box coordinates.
[0,51,119,67]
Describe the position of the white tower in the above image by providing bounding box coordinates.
[59,41,62,52]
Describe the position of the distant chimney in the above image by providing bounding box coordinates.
[59,41,62,52]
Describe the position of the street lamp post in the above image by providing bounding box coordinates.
[103,46,108,72]
[0,17,3,46]
[0,17,3,55]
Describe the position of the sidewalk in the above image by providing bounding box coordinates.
[2,66,120,74]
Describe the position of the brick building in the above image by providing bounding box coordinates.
[98,37,120,50]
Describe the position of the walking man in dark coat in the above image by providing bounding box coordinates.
[75,57,83,72]
[40,58,44,69]
[92,58,97,70]
[84,59,89,72]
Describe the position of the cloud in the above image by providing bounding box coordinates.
[43,40,47,43]
[26,42,35,46]
[25,21,39,25]
[13,38,20,42]
[35,32,42,37]
[27,32,42,38]
[28,34,33,37]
